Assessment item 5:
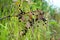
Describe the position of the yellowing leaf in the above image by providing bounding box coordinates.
[15,1,20,6]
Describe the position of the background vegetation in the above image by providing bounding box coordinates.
[0,0,60,40]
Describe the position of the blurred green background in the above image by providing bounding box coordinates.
[0,0,60,40]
